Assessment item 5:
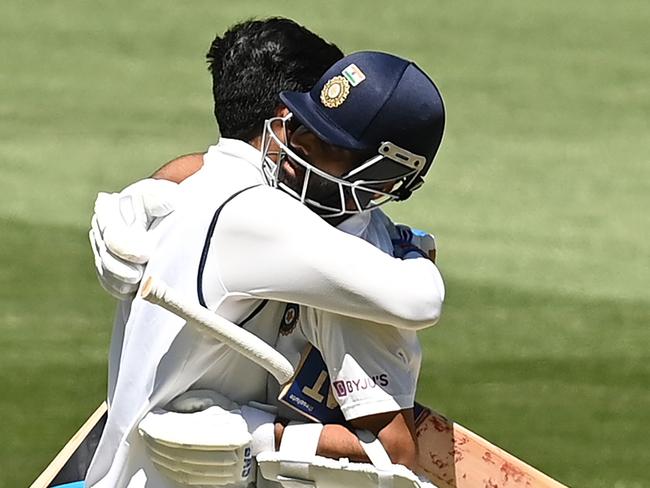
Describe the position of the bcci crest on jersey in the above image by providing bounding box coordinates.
[279,303,299,336]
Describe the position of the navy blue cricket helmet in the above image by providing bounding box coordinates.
[262,51,445,217]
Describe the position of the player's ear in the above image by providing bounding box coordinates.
[274,105,290,118]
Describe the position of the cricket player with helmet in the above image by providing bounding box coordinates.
[249,50,444,488]
[86,19,445,488]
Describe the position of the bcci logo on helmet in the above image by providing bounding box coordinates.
[320,76,350,108]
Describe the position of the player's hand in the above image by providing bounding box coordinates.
[89,178,178,300]
[390,224,437,262]
[139,390,276,487]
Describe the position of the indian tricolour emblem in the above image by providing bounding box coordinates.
[341,63,366,87]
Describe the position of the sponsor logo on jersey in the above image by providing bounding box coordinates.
[279,303,299,335]
[332,374,390,397]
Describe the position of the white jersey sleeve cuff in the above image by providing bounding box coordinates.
[339,394,414,420]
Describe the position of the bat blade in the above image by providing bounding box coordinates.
[34,281,566,488]
[414,406,567,488]
[30,402,107,488]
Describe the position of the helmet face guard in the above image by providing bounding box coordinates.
[261,113,427,218]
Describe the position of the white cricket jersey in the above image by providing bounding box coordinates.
[86,138,445,488]
[271,210,422,423]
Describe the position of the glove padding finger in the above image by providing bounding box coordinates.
[93,179,179,264]
[142,436,244,465]
[138,392,257,487]
[136,178,179,218]
[94,192,151,265]
[257,451,439,488]
[89,237,138,300]
[88,229,144,300]
[138,407,251,449]
[163,390,277,456]
[148,460,236,486]
[90,215,144,284]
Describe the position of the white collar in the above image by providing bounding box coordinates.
[211,138,373,236]
[212,137,264,171]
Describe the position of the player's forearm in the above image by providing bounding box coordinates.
[274,422,369,463]
[351,409,418,470]
[273,410,418,471]
[290,238,444,330]
[218,189,445,330]
[151,152,205,183]
[276,249,444,330]
[316,424,370,462]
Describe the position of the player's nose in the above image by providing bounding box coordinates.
[289,126,318,158]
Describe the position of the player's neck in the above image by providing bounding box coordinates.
[247,135,263,150]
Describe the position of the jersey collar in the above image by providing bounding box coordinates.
[214,137,265,172]
[214,138,374,236]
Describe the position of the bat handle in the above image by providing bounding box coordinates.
[141,276,295,384]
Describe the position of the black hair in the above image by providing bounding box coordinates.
[206,18,343,141]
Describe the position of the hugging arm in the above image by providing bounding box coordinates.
[151,152,205,183]
[93,154,444,329]
[213,186,444,330]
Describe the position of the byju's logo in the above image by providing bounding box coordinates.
[332,374,389,397]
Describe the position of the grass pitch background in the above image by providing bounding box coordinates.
[1,1,649,486]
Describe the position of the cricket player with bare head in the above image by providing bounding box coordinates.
[87,18,445,488]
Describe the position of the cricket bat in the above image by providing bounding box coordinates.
[29,402,107,488]
[414,405,567,488]
[32,403,567,488]
[32,277,567,487]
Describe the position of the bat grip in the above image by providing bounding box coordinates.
[141,277,294,384]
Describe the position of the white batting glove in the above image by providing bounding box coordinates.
[390,224,437,262]
[89,178,178,300]
[258,451,439,488]
[138,390,276,487]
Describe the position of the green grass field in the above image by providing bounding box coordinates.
[1,0,649,486]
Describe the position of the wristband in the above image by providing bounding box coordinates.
[279,421,324,458]
[241,405,277,456]
[356,429,393,469]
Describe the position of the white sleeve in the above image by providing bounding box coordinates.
[214,186,444,330]
[300,308,421,420]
